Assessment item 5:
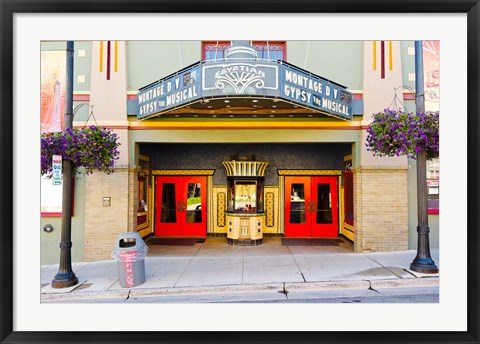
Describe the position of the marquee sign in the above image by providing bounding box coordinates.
[137,65,201,118]
[137,60,353,120]
[280,65,353,118]
[202,62,278,96]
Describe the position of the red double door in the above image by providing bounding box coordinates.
[155,176,207,237]
[285,176,338,237]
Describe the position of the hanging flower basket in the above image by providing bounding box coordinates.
[365,109,439,160]
[41,125,121,178]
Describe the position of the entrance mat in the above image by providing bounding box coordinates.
[281,238,344,246]
[145,238,205,246]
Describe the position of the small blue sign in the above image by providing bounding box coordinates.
[52,155,62,185]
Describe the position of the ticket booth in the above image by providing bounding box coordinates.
[223,159,268,245]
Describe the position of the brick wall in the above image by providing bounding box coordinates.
[84,168,132,261]
[353,167,408,252]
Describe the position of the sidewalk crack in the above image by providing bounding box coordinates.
[286,244,305,283]
[363,279,380,294]
[403,268,418,278]
[242,256,245,285]
[363,254,405,278]
[278,282,289,299]
[173,243,202,288]
[124,289,131,301]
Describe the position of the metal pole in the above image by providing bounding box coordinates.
[51,41,78,288]
[410,41,438,274]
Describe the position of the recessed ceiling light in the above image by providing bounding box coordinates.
[226,105,231,108]
[193,114,198,117]
[289,114,294,118]
[252,115,257,118]
[207,106,212,108]
[174,115,179,118]
[308,114,313,117]
[229,114,234,117]
[203,99,209,103]
[273,99,280,102]
[271,110,276,113]
[252,99,258,103]
[212,115,217,117]
[272,105,277,108]
[224,100,230,103]
[270,114,275,117]
[253,105,258,108]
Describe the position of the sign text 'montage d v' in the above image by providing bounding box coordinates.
[137,60,353,120]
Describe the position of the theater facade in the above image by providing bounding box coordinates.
[40,40,440,263]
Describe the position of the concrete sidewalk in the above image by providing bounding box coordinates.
[40,237,439,302]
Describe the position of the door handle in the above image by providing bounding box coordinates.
[311,201,316,213]
[177,201,182,212]
[182,201,186,212]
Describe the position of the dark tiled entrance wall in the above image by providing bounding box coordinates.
[141,143,351,185]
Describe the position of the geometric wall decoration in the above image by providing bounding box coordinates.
[217,192,226,227]
[266,192,275,227]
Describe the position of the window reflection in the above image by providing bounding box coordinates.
[290,183,306,224]
[186,183,202,223]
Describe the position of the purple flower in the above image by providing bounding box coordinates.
[365,110,439,159]
[41,125,121,178]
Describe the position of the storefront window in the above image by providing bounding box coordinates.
[426,158,439,214]
[138,176,147,212]
[137,155,150,229]
[343,156,354,226]
[251,41,286,60]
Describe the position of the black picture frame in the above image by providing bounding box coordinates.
[1,1,479,343]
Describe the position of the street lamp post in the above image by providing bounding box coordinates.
[51,41,78,288]
[410,40,439,274]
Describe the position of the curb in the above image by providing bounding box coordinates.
[370,276,439,289]
[40,277,439,302]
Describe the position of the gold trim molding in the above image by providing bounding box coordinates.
[278,169,341,176]
[152,169,215,176]
[343,222,355,232]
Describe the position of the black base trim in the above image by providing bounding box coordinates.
[227,238,263,246]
